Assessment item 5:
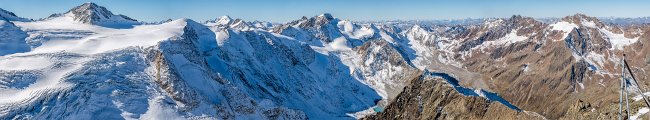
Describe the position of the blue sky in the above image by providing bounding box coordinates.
[1,0,649,23]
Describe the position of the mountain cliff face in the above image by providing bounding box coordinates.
[1,2,650,120]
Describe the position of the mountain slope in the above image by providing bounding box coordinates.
[0,20,29,56]
[0,8,29,22]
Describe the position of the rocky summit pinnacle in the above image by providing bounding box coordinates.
[318,13,334,21]
[65,2,138,25]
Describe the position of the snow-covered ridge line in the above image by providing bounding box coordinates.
[13,19,189,55]
[0,8,30,22]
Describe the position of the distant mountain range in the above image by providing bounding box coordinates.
[1,2,650,120]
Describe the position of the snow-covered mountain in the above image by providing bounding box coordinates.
[46,2,139,28]
[0,8,30,22]
[2,2,650,120]
[0,4,386,119]
[205,16,249,29]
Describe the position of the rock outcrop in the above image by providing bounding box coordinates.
[364,72,545,120]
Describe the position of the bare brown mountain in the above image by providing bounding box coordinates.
[420,14,650,119]
[363,71,545,120]
[367,14,650,119]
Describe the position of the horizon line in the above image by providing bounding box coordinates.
[2,1,650,23]
[6,10,650,24]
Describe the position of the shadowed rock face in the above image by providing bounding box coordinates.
[363,72,545,120]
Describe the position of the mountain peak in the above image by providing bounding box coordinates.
[82,2,99,7]
[508,15,525,21]
[62,2,138,25]
[314,13,337,24]
[506,15,530,23]
[568,13,591,19]
[561,13,605,28]
[506,15,541,26]
[562,14,600,23]
[68,2,107,17]
[205,15,251,29]
[214,15,233,24]
[0,8,18,18]
[285,13,339,28]
[218,15,231,20]
[318,13,334,20]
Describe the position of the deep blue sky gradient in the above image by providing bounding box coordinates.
[0,0,649,22]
